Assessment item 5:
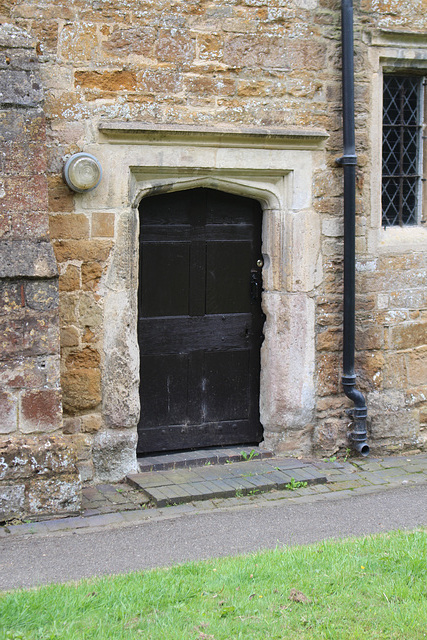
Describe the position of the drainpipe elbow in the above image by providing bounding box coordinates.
[342,375,369,457]
[342,374,366,408]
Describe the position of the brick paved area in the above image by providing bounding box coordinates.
[128,456,327,507]
[1,452,427,537]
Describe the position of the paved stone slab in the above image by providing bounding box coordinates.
[128,457,327,506]
[261,469,293,488]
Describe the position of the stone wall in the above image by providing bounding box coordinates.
[313,1,427,456]
[0,0,425,494]
[0,24,80,521]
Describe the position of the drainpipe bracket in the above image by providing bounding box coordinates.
[335,154,357,166]
[353,405,367,419]
[345,405,367,420]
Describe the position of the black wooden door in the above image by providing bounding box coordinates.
[137,188,264,454]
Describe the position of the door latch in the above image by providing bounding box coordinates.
[250,269,261,303]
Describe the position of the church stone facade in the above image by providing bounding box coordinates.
[1,0,427,520]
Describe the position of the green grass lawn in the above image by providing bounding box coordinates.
[1,529,426,640]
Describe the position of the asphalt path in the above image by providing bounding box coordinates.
[1,484,426,591]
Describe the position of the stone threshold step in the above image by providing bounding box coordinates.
[137,446,273,472]
[127,460,327,508]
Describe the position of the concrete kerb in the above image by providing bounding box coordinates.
[1,453,427,539]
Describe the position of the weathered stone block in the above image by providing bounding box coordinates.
[14,210,50,240]
[78,293,103,330]
[224,34,287,68]
[184,75,235,97]
[197,32,224,61]
[355,324,384,351]
[59,23,98,63]
[74,70,138,91]
[59,265,80,292]
[48,175,74,212]
[264,424,313,457]
[367,390,419,441]
[0,175,47,214]
[389,322,427,351]
[0,68,43,106]
[62,416,81,434]
[103,347,140,428]
[81,413,102,433]
[0,24,35,49]
[0,390,17,433]
[2,139,47,175]
[62,368,101,412]
[260,292,316,429]
[31,21,58,55]
[49,213,90,240]
[383,352,407,389]
[24,280,59,311]
[0,355,60,390]
[355,350,385,391]
[155,29,195,63]
[77,459,94,483]
[92,430,137,482]
[0,311,59,358]
[81,261,104,291]
[66,347,100,369]
[65,435,91,466]
[317,326,342,351]
[60,325,79,347]
[53,239,112,263]
[92,211,114,238]
[28,477,80,515]
[317,352,341,397]
[405,386,427,408]
[102,26,156,57]
[0,434,78,480]
[406,349,427,386]
[0,317,22,358]
[20,389,62,433]
[0,240,58,278]
[22,311,60,357]
[0,484,25,521]
[313,418,347,455]
[0,280,21,314]
[59,292,79,325]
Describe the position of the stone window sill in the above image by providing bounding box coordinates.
[377,225,427,254]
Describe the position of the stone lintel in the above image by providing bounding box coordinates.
[98,122,329,150]
[367,29,427,48]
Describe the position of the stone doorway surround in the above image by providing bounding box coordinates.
[80,124,328,480]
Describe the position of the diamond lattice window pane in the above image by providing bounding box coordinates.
[382,75,422,227]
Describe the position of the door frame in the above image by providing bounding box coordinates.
[129,169,317,454]
[92,125,326,471]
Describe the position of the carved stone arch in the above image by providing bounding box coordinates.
[133,174,283,211]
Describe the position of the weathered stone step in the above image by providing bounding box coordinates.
[127,456,327,507]
[137,446,273,473]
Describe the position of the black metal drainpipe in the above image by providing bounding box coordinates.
[336,0,369,456]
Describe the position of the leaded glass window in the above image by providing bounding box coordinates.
[382,75,424,227]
